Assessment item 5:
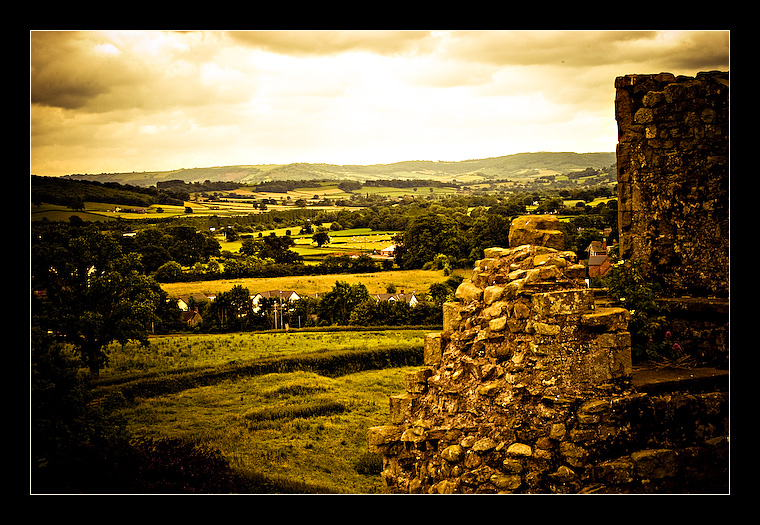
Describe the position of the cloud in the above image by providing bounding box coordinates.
[223,30,434,56]
[29,30,730,176]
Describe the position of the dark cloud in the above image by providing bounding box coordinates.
[30,31,150,111]
[224,30,434,56]
[444,30,729,71]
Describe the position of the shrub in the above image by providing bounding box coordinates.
[354,452,384,475]
[601,259,676,362]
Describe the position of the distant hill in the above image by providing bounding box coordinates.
[56,152,616,188]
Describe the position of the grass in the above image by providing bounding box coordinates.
[120,367,417,493]
[105,330,426,493]
[102,329,429,376]
[222,226,398,259]
[160,268,447,297]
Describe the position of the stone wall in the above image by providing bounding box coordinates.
[368,217,728,493]
[615,71,729,298]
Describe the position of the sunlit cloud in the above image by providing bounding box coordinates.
[29,30,729,176]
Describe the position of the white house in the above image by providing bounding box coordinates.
[251,290,301,313]
[177,293,213,311]
[370,291,419,307]
[380,245,396,257]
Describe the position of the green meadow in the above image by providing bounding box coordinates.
[98,329,428,493]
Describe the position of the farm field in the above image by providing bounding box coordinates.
[220,226,398,259]
[160,268,449,298]
[102,330,428,493]
[103,329,428,375]
[30,199,348,222]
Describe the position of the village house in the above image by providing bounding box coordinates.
[251,290,301,313]
[379,245,396,257]
[584,239,617,278]
[180,308,203,327]
[369,291,419,307]
[587,254,613,278]
[177,293,213,311]
[585,239,608,257]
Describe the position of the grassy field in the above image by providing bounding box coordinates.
[221,226,398,259]
[161,268,448,297]
[104,330,427,493]
[103,329,427,375]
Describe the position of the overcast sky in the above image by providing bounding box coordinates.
[29,30,730,177]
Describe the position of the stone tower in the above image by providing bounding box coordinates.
[615,71,729,298]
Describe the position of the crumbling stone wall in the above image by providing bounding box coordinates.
[615,71,729,367]
[615,71,729,298]
[368,217,728,493]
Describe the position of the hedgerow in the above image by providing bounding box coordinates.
[93,345,423,404]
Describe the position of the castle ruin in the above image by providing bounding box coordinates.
[367,72,729,494]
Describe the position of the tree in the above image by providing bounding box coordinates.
[395,212,466,270]
[31,225,164,378]
[240,233,302,264]
[155,261,183,282]
[312,231,330,247]
[465,213,512,263]
[207,285,254,331]
[317,281,370,325]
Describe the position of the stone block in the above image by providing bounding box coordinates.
[508,215,565,249]
[482,247,510,259]
[367,425,402,448]
[631,449,679,479]
[424,332,444,366]
[389,393,418,424]
[455,280,483,303]
[489,316,507,332]
[506,443,532,457]
[441,444,464,462]
[565,264,587,279]
[407,367,433,393]
[581,307,631,331]
[442,301,463,334]
[483,285,505,304]
[531,289,594,317]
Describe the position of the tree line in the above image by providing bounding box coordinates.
[30,220,461,378]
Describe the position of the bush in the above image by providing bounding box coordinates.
[243,400,346,423]
[355,452,384,476]
[33,437,251,494]
[601,259,678,363]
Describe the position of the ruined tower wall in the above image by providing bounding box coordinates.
[615,71,729,298]
[368,216,728,494]
[368,73,731,494]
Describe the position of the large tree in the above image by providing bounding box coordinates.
[317,281,370,325]
[31,224,165,378]
[240,233,302,264]
[465,213,512,262]
[394,212,467,270]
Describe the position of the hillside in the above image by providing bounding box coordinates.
[57,152,616,188]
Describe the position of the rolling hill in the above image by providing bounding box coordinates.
[56,152,616,188]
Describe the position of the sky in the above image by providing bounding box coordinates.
[29,30,730,177]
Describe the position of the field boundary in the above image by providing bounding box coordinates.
[92,345,424,403]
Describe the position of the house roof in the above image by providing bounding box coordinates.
[178,293,211,303]
[254,290,300,300]
[371,292,417,303]
[588,255,608,266]
[586,240,606,253]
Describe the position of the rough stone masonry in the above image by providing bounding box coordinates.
[615,71,729,367]
[368,215,728,493]
[616,71,729,298]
